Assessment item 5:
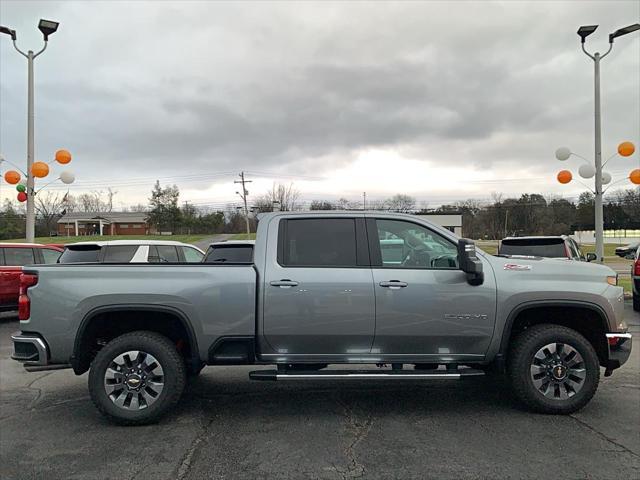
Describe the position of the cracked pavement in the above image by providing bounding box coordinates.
[1,304,638,480]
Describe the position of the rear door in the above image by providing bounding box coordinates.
[261,216,375,356]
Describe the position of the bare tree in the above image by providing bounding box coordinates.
[310,200,336,210]
[35,191,67,235]
[76,190,115,213]
[385,194,416,213]
[128,203,149,213]
[254,183,301,212]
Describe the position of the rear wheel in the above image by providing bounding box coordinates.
[508,324,599,414]
[88,331,186,425]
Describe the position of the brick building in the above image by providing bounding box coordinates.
[57,212,151,236]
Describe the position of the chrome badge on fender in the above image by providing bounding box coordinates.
[504,263,532,271]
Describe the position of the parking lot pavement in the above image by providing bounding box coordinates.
[1,306,639,480]
[192,234,234,252]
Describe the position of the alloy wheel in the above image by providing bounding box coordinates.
[104,350,164,410]
[529,342,586,400]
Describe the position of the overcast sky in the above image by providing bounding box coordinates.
[1,0,639,210]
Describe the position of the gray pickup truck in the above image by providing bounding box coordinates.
[12,212,632,425]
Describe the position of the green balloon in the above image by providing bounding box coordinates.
[16,184,26,193]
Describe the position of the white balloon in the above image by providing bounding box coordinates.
[555,147,571,161]
[602,172,612,184]
[578,164,596,179]
[60,170,75,184]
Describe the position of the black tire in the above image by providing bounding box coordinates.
[633,293,639,312]
[508,324,600,414]
[89,331,186,425]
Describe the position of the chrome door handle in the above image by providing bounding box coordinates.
[379,280,408,289]
[270,279,299,288]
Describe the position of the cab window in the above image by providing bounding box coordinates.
[374,219,458,269]
[280,218,359,267]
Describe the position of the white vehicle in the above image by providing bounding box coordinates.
[203,240,255,263]
[58,240,205,264]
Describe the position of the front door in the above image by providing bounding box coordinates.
[262,216,375,357]
[368,217,497,358]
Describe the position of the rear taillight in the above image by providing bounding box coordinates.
[18,273,38,321]
[635,258,640,276]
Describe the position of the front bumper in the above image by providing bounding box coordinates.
[604,333,632,373]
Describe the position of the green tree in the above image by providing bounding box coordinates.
[0,200,25,240]
[148,181,181,233]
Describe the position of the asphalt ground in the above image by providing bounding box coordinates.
[0,304,638,480]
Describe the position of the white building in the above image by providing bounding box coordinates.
[416,213,463,237]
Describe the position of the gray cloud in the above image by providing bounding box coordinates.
[0,0,638,204]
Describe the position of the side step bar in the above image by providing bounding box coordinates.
[249,368,485,381]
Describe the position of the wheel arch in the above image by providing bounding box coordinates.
[72,304,199,375]
[499,301,610,366]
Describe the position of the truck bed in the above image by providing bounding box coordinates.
[23,263,257,364]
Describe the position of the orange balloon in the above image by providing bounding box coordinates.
[4,170,21,185]
[618,142,635,157]
[31,161,50,178]
[55,149,72,164]
[630,169,640,185]
[557,170,572,184]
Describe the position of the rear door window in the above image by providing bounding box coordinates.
[103,245,139,263]
[59,245,102,263]
[500,239,567,258]
[204,245,253,264]
[149,245,180,263]
[3,248,36,266]
[279,218,360,267]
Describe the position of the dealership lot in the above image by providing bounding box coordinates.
[1,304,638,480]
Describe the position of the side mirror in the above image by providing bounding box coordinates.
[586,252,597,262]
[457,239,484,286]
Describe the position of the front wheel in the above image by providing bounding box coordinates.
[88,331,186,425]
[508,324,600,414]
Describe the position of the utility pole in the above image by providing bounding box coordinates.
[363,192,366,210]
[234,172,252,239]
[504,209,509,238]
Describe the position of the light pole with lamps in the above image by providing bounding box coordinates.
[0,19,60,242]
[570,23,640,263]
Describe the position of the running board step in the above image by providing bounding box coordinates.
[249,368,485,381]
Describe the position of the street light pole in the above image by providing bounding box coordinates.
[26,49,36,243]
[1,19,58,242]
[577,23,639,262]
[593,51,604,263]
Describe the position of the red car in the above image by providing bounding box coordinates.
[0,243,63,312]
